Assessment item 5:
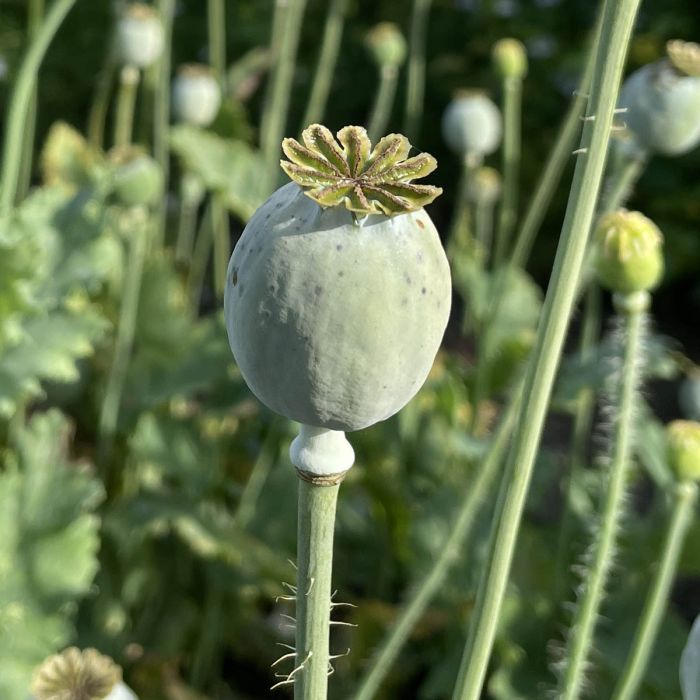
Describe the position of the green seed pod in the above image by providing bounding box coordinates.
[110,148,163,208]
[225,125,450,432]
[492,38,528,80]
[172,64,222,127]
[618,40,700,156]
[116,3,164,69]
[680,373,700,421]
[467,166,501,205]
[365,22,407,69]
[594,209,664,295]
[667,420,700,482]
[442,91,502,159]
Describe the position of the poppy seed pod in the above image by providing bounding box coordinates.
[365,22,407,70]
[225,125,451,432]
[467,166,502,205]
[618,40,700,156]
[442,91,502,159]
[492,38,528,80]
[594,209,664,295]
[172,64,222,127]
[667,420,700,482]
[110,148,163,208]
[116,3,164,69]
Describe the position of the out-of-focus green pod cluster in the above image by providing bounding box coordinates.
[667,420,700,482]
[492,38,528,80]
[365,22,407,70]
[442,91,502,160]
[594,209,664,295]
[109,147,163,208]
[619,40,700,156]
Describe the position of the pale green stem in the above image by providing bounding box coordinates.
[493,75,522,267]
[17,0,45,202]
[211,193,229,299]
[208,0,226,82]
[475,198,495,264]
[451,2,641,698]
[368,66,399,145]
[114,65,140,148]
[559,297,647,700]
[448,154,480,258]
[261,0,309,192]
[0,0,78,218]
[353,385,522,700]
[174,172,204,263]
[234,428,279,530]
[87,31,117,149]
[294,478,341,700]
[403,0,432,142]
[509,17,599,271]
[553,283,602,602]
[300,0,349,128]
[153,0,174,247]
[612,481,699,700]
[98,209,150,465]
[188,201,213,312]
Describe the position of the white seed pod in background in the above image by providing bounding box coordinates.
[618,40,700,156]
[116,3,164,69]
[172,64,222,127]
[441,91,502,160]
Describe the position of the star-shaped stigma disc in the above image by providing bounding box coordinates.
[280,124,443,216]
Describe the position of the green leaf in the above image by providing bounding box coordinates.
[169,125,267,222]
[0,411,103,700]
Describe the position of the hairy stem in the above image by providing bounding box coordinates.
[493,75,522,267]
[261,0,309,193]
[368,66,399,145]
[301,0,350,128]
[403,0,432,142]
[353,385,521,700]
[0,0,77,218]
[451,2,641,697]
[612,481,699,700]
[559,296,647,699]
[114,65,140,148]
[295,478,340,700]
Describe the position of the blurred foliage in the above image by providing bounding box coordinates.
[0,1,699,699]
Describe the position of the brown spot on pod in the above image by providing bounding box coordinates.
[416,219,425,229]
[231,268,238,286]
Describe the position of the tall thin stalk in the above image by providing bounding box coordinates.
[368,66,400,144]
[354,385,521,700]
[208,0,226,82]
[17,0,45,202]
[493,74,522,267]
[612,481,698,700]
[301,0,350,128]
[0,0,78,218]
[175,172,204,263]
[261,0,309,192]
[98,208,150,465]
[403,0,432,142]
[211,193,229,299]
[450,2,642,697]
[558,294,648,699]
[294,477,341,700]
[153,0,174,247]
[113,66,140,148]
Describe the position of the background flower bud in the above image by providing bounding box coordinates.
[365,22,407,70]
[667,420,700,482]
[467,166,502,205]
[116,3,165,69]
[492,38,528,80]
[110,148,163,208]
[594,209,664,295]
